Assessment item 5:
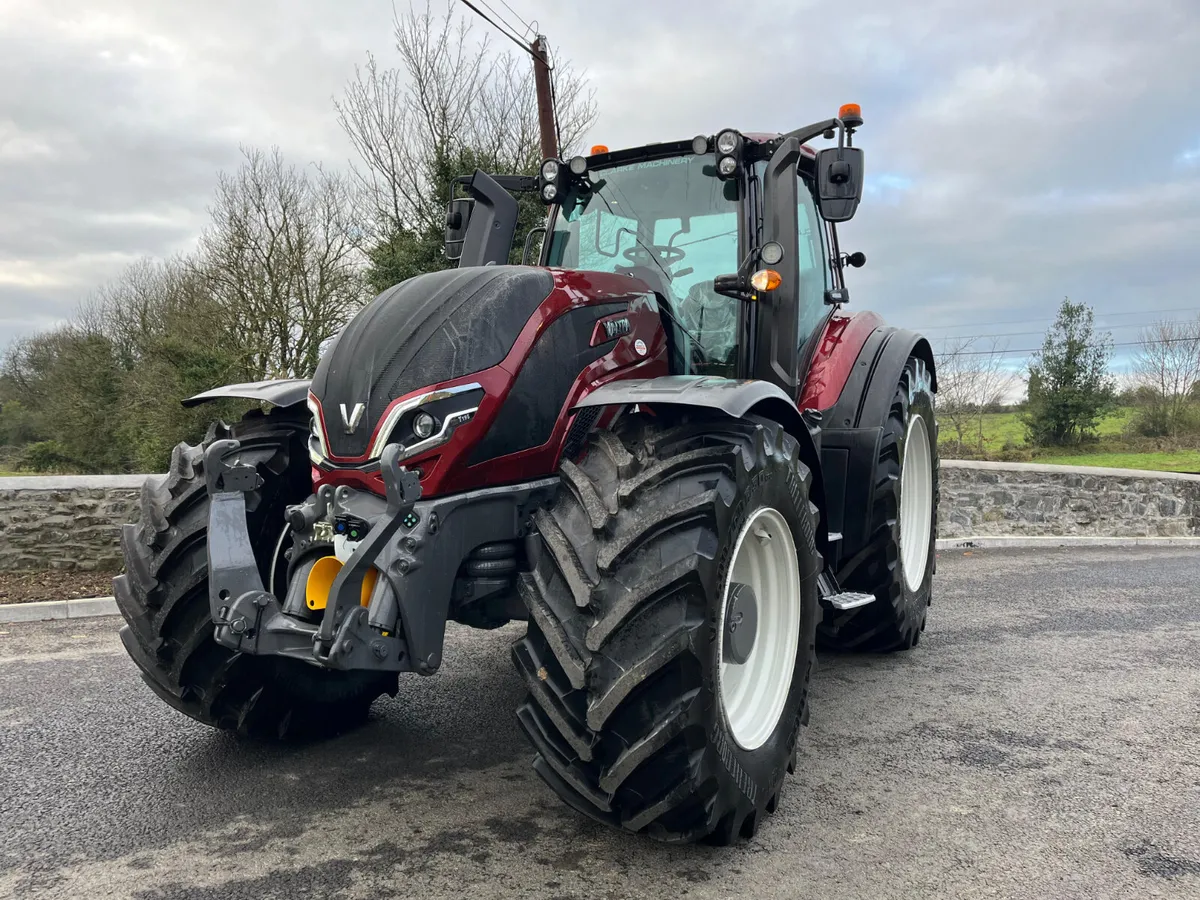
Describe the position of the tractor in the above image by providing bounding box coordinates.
[114,104,939,845]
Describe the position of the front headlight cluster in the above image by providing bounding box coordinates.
[306,384,484,470]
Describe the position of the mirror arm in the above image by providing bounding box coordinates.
[778,117,845,151]
[713,274,752,301]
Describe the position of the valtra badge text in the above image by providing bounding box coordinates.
[116,105,941,845]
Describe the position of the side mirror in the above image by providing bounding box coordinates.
[816,146,864,222]
[444,198,475,262]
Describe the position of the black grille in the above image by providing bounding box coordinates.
[562,406,601,461]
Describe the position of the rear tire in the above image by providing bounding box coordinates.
[512,413,821,843]
[113,408,395,739]
[819,357,938,652]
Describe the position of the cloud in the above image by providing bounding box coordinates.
[1,0,1198,370]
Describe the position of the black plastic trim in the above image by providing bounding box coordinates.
[182,378,311,409]
[826,327,937,430]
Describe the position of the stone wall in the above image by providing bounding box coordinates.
[939,460,1200,538]
[0,475,157,571]
[1,461,1197,571]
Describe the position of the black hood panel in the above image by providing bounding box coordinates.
[311,265,554,458]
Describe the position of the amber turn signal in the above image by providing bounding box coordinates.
[750,269,782,292]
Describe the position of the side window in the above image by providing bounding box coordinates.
[796,177,830,346]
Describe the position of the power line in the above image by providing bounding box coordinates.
[920,305,1200,332]
[954,336,1200,356]
[937,320,1200,342]
[496,0,533,34]
[476,0,527,40]
[455,0,538,59]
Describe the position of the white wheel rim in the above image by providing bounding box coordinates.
[718,506,801,752]
[899,414,933,593]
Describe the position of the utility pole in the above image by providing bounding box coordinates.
[530,35,558,161]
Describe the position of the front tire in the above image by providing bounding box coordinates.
[113,408,395,739]
[512,413,821,843]
[819,357,939,652]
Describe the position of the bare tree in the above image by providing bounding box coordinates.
[335,0,597,244]
[77,256,213,365]
[936,336,1017,453]
[1131,317,1200,437]
[196,147,366,379]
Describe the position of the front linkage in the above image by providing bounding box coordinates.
[204,439,556,676]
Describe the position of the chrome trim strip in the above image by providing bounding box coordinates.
[367,382,483,460]
[396,407,478,460]
[307,394,330,459]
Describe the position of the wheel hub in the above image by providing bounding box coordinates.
[718,506,802,751]
[723,583,758,665]
[899,413,933,592]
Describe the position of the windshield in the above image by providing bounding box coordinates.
[544,155,741,376]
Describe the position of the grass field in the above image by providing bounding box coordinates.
[1032,450,1200,474]
[940,407,1136,449]
[939,407,1200,474]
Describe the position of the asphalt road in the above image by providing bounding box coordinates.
[1,547,1198,900]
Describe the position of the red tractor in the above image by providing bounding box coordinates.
[115,106,938,844]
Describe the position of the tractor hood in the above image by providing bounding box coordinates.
[310,265,554,459]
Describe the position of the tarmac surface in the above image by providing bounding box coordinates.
[1,546,1198,899]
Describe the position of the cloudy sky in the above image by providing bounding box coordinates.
[2,0,1199,371]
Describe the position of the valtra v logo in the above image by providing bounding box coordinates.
[340,402,366,434]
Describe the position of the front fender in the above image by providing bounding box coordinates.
[181,378,311,409]
[575,375,797,420]
[574,375,829,560]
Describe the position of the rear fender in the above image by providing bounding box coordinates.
[182,378,312,410]
[818,327,936,571]
[574,376,829,562]
[826,328,936,431]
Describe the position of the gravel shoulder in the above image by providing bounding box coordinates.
[0,569,117,604]
[0,546,1198,900]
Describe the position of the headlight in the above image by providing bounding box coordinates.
[568,156,587,175]
[716,130,740,155]
[542,183,558,202]
[540,159,561,182]
[717,156,738,176]
[412,411,436,440]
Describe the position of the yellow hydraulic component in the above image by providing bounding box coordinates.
[305,556,378,611]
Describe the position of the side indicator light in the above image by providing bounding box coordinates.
[750,269,782,292]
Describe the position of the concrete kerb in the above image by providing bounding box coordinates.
[935,535,1200,551]
[0,596,118,623]
[4,531,1199,624]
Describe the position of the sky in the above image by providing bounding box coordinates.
[2,0,1199,373]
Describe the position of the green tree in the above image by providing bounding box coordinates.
[1022,298,1116,446]
[2,257,253,473]
[3,326,126,472]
